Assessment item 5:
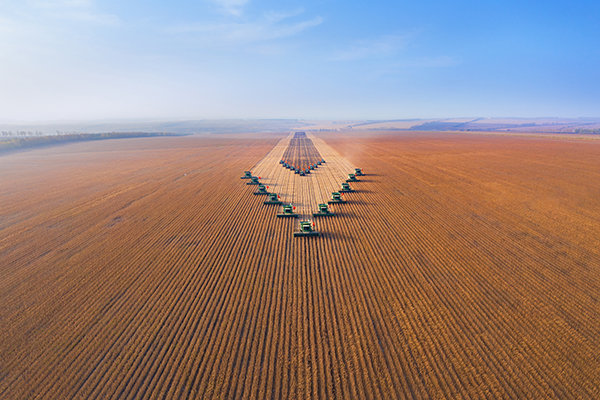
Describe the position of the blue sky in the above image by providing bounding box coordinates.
[1,0,599,121]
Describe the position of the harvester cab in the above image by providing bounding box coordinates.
[241,171,252,179]
[246,176,260,185]
[299,170,306,176]
[295,168,300,174]
[254,184,269,195]
[313,203,335,217]
[279,160,284,164]
[304,168,310,174]
[294,221,320,237]
[328,192,347,204]
[277,204,299,218]
[264,193,282,205]
[340,182,355,193]
[354,168,364,176]
[346,173,359,182]
[317,160,322,165]
[310,165,315,170]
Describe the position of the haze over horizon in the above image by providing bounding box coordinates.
[2,0,599,122]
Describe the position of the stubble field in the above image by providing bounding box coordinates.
[1,132,599,399]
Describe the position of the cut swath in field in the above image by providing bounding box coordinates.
[248,132,358,234]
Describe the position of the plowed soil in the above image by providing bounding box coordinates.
[1,132,599,399]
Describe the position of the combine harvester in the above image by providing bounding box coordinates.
[246,176,261,185]
[241,171,253,179]
[354,168,364,176]
[264,193,282,205]
[313,203,335,217]
[346,173,360,183]
[294,221,320,237]
[340,182,355,193]
[277,204,299,218]
[328,192,347,204]
[253,184,269,195]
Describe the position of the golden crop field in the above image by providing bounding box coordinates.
[1,132,599,399]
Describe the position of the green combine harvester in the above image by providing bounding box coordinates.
[328,192,347,204]
[277,204,299,218]
[294,221,320,237]
[253,184,269,195]
[264,193,282,205]
[346,173,360,182]
[241,171,252,179]
[340,182,355,193]
[354,168,364,176]
[246,176,260,185]
[313,203,335,217]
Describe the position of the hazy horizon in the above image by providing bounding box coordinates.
[2,0,599,121]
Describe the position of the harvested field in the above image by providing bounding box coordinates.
[1,132,600,399]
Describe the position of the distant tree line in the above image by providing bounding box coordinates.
[0,132,183,154]
[574,128,600,134]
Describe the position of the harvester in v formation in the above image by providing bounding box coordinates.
[264,193,282,205]
[277,204,299,218]
[328,192,347,204]
[253,184,269,195]
[313,203,335,217]
[340,182,355,193]
[294,220,320,237]
[246,176,261,185]
[346,173,360,182]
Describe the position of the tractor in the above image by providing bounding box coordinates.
[328,192,347,204]
[293,221,320,237]
[313,203,335,217]
[277,204,299,218]
[264,193,282,205]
